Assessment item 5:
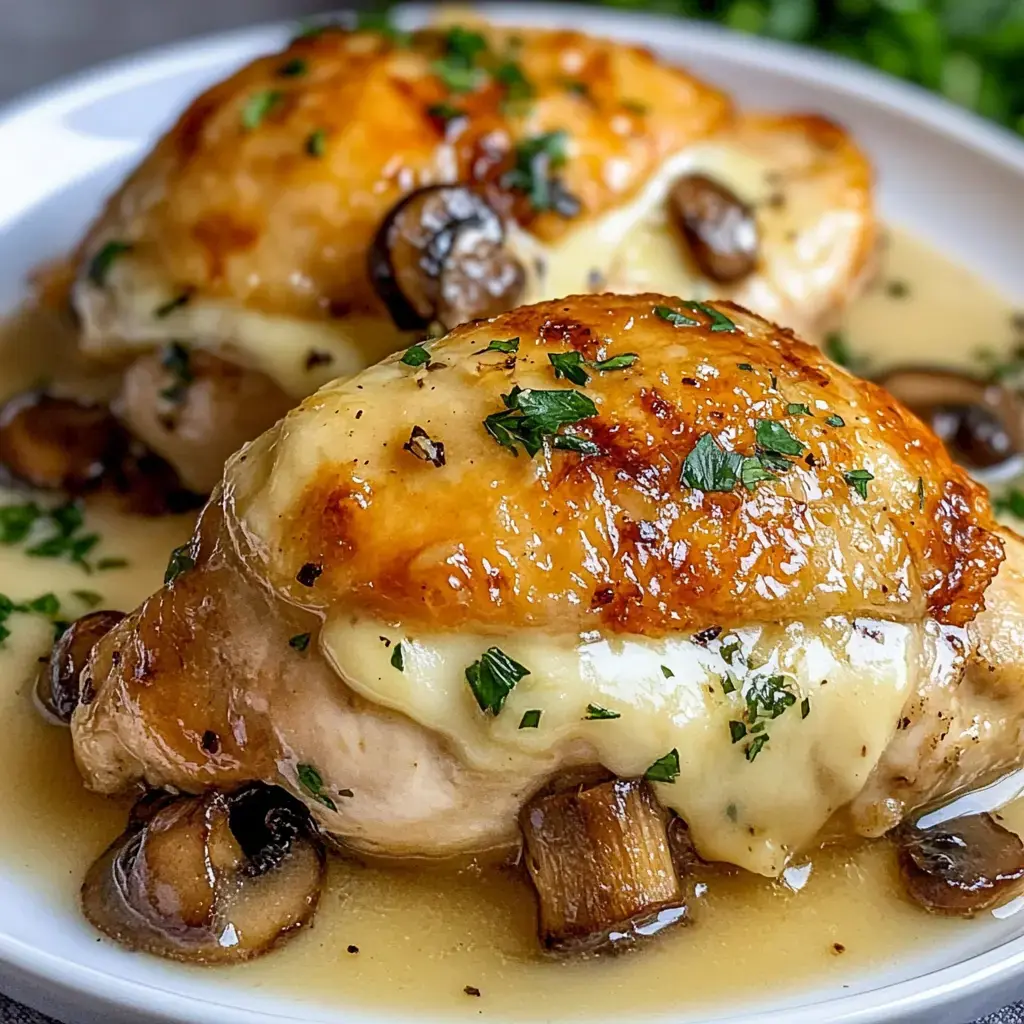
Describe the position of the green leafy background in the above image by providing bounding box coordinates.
[594,0,1024,136]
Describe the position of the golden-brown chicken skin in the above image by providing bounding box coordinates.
[73,294,1023,876]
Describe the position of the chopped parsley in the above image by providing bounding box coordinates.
[160,341,193,402]
[400,344,431,367]
[494,58,534,110]
[826,414,845,427]
[306,129,328,157]
[995,487,1024,520]
[720,674,737,695]
[918,475,927,512]
[729,720,747,743]
[756,419,805,457]
[585,704,621,720]
[501,131,580,216]
[621,98,649,114]
[737,362,754,371]
[549,351,590,386]
[481,337,519,354]
[1,501,105,570]
[682,433,743,493]
[645,748,680,784]
[72,589,103,608]
[465,646,529,716]
[87,240,132,287]
[519,709,542,729]
[427,101,466,127]
[592,353,638,372]
[654,304,700,327]
[390,642,405,671]
[154,290,192,318]
[654,302,737,332]
[719,638,742,665]
[278,57,308,77]
[661,665,674,678]
[484,386,600,458]
[289,632,311,652]
[164,544,195,584]
[844,468,874,499]
[745,734,770,761]
[241,89,284,130]
[786,403,812,416]
[0,591,66,647]
[824,331,867,373]
[432,26,489,92]
[801,696,811,719]
[297,763,337,811]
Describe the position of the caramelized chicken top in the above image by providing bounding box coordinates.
[233,293,1002,635]
[75,24,729,326]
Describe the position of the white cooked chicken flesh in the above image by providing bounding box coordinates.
[62,19,874,493]
[72,293,1024,881]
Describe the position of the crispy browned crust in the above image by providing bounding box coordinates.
[255,294,1002,634]
[77,25,731,322]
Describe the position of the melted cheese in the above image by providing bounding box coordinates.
[321,614,957,875]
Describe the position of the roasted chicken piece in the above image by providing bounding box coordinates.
[71,292,1014,881]
[64,18,874,491]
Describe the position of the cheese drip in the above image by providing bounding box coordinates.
[322,614,960,876]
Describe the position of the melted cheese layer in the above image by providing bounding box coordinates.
[321,614,947,876]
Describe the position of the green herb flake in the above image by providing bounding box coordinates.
[297,763,337,811]
[621,99,649,114]
[494,59,535,109]
[740,455,777,492]
[484,386,599,458]
[645,748,681,784]
[786,403,812,416]
[483,337,519,354]
[745,733,770,762]
[0,503,41,545]
[660,664,674,678]
[519,709,542,729]
[154,290,192,318]
[164,544,195,584]
[585,704,621,720]
[306,128,328,157]
[826,414,845,427]
[917,475,926,512]
[427,101,465,126]
[278,57,308,77]
[720,639,742,665]
[501,130,580,216]
[433,25,489,93]
[654,304,700,327]
[241,89,284,131]
[390,642,405,672]
[844,468,874,499]
[801,696,811,719]
[756,419,805,457]
[72,589,103,608]
[465,647,530,716]
[87,241,132,287]
[682,433,743,493]
[720,674,736,695]
[729,720,747,743]
[745,674,798,722]
[289,632,312,652]
[96,557,129,571]
[549,351,590,386]
[563,79,589,97]
[737,363,754,371]
[824,331,867,373]
[592,353,638,372]
[26,592,60,617]
[401,344,431,367]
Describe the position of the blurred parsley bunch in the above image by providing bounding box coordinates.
[594,0,1024,136]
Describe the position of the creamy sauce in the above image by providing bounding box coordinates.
[0,229,1022,1016]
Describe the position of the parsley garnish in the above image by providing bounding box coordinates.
[729,720,747,743]
[654,302,737,332]
[519,709,542,729]
[824,331,867,373]
[401,344,430,367]
[241,89,283,130]
[622,98,649,114]
[720,674,737,695]
[154,290,191,318]
[592,353,638,372]
[164,544,195,584]
[654,304,700,327]
[745,734,770,761]
[661,665,674,678]
[737,362,754,371]
[801,696,811,719]
[0,591,65,647]
[390,642,404,671]
[482,337,519,354]
[826,414,845,427]
[72,589,103,608]
[786,403,812,416]
[427,101,465,127]
[0,503,40,544]
[160,341,193,402]
[297,763,337,811]
[465,647,529,716]
[278,57,308,77]
[96,557,129,571]
[682,433,743,493]
[432,26,489,92]
[585,704,621,720]
[756,419,805,457]
[501,131,580,216]
[494,59,534,109]
[844,468,874,499]
[645,748,680,783]
[87,241,132,287]
[306,129,328,157]
[289,632,311,652]
[549,351,589,386]
[2,501,106,570]
[484,386,600,457]
[917,476,926,512]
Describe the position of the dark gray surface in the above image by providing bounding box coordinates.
[0,0,1023,1021]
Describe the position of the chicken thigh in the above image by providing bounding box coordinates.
[72,293,1014,877]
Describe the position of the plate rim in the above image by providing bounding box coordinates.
[1,4,1024,1023]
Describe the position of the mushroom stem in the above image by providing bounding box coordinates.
[520,777,686,953]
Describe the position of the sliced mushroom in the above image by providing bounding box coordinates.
[82,784,324,963]
[368,185,525,331]
[875,367,1024,472]
[520,776,686,954]
[897,812,1024,916]
[669,173,759,284]
[0,391,124,492]
[38,610,125,723]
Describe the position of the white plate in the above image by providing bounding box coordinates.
[1,5,1024,1024]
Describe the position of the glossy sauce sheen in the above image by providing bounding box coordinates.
[1,230,1022,1017]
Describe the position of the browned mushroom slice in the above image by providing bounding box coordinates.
[82,784,324,963]
[0,391,125,492]
[520,777,686,953]
[368,185,526,331]
[897,812,1024,916]
[37,610,125,723]
[669,173,759,284]
[875,367,1024,471]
